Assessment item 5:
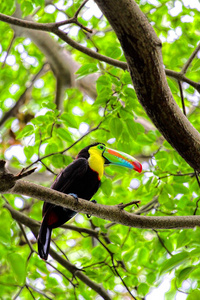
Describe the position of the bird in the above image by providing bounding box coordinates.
[38,143,142,260]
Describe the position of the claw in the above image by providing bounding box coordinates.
[91,199,97,204]
[69,193,79,202]
[87,199,97,218]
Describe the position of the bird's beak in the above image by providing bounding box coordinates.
[103,147,142,173]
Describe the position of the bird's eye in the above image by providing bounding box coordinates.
[98,145,104,150]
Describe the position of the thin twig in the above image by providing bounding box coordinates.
[13,286,25,300]
[121,227,131,249]
[23,120,104,171]
[25,285,36,300]
[45,260,77,287]
[15,167,37,180]
[178,79,200,215]
[41,161,57,176]
[158,172,195,180]
[51,239,70,261]
[194,172,200,215]
[178,81,186,116]
[17,222,35,254]
[181,43,200,75]
[26,284,53,300]
[117,200,141,210]
[165,69,200,93]
[97,237,137,300]
[153,229,173,256]
[2,32,16,68]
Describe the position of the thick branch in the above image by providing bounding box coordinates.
[2,180,200,229]
[94,0,200,171]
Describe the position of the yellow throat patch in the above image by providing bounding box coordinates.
[88,147,105,180]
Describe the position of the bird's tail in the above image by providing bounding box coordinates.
[38,220,52,260]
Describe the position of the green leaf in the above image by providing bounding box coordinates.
[160,252,189,274]
[125,118,138,139]
[105,46,122,59]
[121,72,132,84]
[16,125,34,139]
[123,247,135,262]
[137,283,149,296]
[109,117,124,139]
[21,1,34,16]
[42,101,56,110]
[94,87,112,106]
[96,74,112,93]
[173,183,189,195]
[187,290,200,300]
[101,178,112,197]
[24,145,34,159]
[45,143,58,155]
[109,233,121,245]
[7,253,26,284]
[177,266,195,286]
[137,247,149,265]
[57,128,73,142]
[191,59,200,72]
[75,63,98,79]
[51,154,71,168]
[60,113,78,128]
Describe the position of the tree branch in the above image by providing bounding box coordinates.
[0,12,198,93]
[181,43,200,75]
[2,178,200,230]
[165,69,200,93]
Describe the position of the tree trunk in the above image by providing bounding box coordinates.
[94,0,200,171]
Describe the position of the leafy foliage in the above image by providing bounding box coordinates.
[0,0,200,299]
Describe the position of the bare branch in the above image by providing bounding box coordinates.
[2,179,200,230]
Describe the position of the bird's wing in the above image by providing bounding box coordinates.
[51,157,89,192]
[42,158,89,216]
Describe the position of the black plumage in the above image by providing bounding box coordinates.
[38,144,101,260]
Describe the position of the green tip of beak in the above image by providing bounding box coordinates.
[103,148,142,173]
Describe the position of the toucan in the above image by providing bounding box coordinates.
[38,143,142,260]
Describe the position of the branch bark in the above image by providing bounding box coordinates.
[2,179,200,230]
[94,0,200,171]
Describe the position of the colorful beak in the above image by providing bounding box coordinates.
[103,147,142,173]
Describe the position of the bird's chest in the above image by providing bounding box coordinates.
[88,154,104,180]
[71,168,100,200]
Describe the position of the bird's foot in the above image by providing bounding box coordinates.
[91,199,97,204]
[87,199,97,218]
[69,193,79,202]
